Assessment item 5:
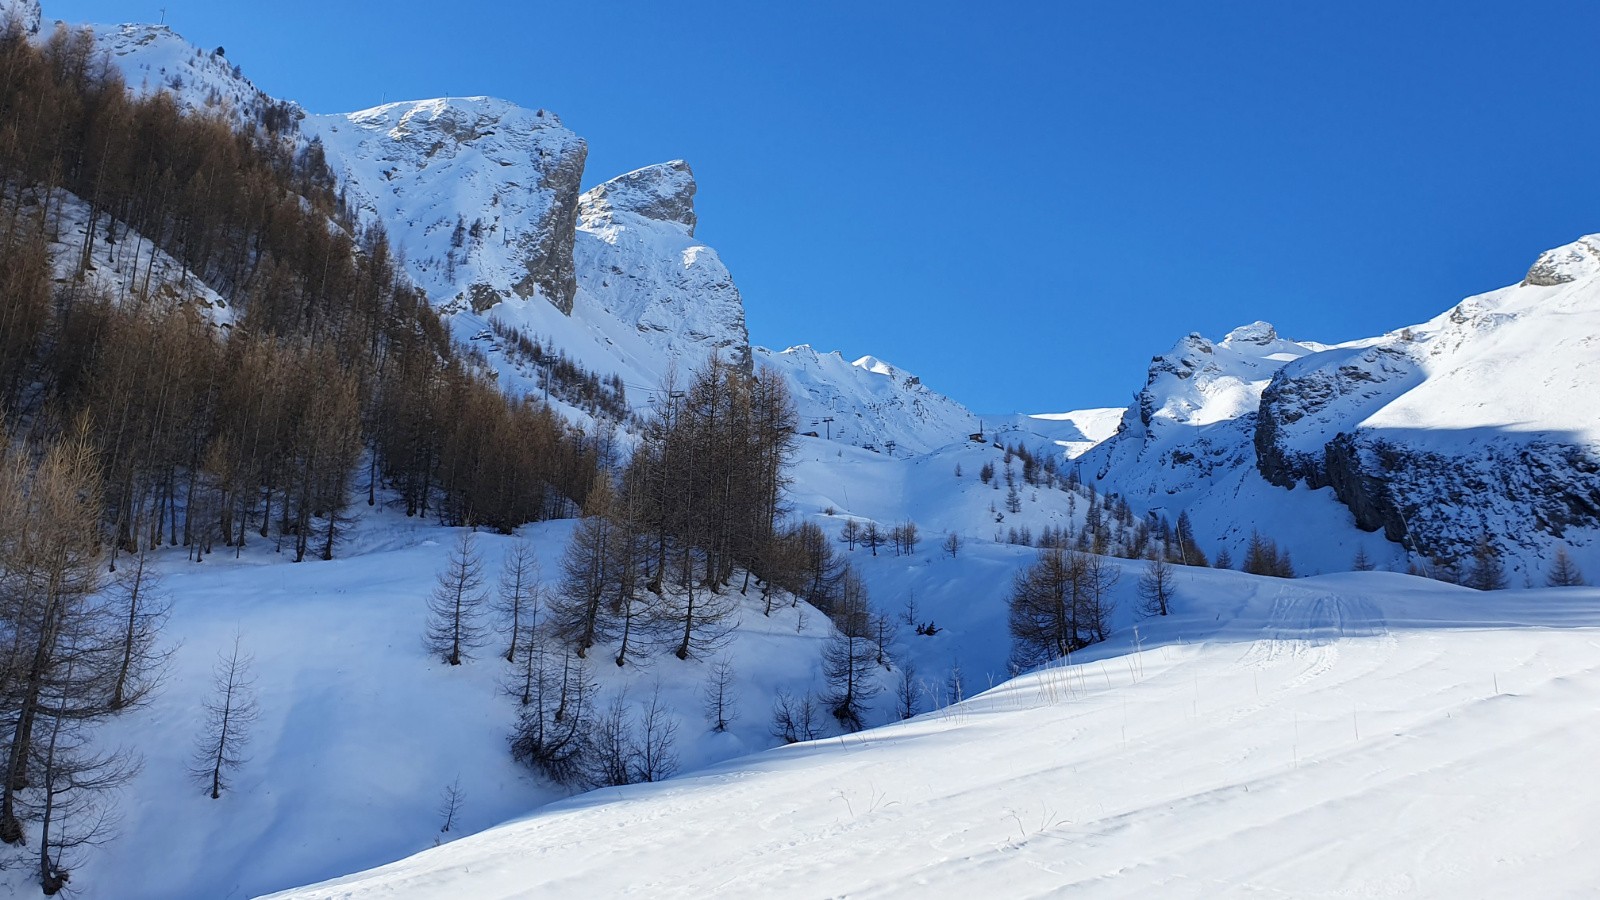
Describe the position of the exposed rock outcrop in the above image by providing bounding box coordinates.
[1254,344,1419,489]
[1522,235,1600,287]
[306,97,589,315]
[580,160,698,236]
[0,0,41,35]
[575,161,750,371]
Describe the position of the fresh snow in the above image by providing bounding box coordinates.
[268,569,1600,899]
[1018,407,1125,459]
[20,7,1600,898]
[756,345,979,456]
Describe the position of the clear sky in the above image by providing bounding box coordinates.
[48,1,1600,414]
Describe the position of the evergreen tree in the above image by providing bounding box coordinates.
[1465,534,1507,591]
[190,634,258,800]
[1547,547,1587,587]
[823,566,879,729]
[426,531,489,665]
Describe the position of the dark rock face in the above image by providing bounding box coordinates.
[511,140,587,315]
[1312,432,1600,558]
[1322,433,1401,538]
[1254,346,1415,491]
[1253,338,1600,560]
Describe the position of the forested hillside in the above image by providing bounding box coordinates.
[0,20,611,891]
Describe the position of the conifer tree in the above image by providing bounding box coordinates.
[496,540,542,663]
[1547,547,1587,587]
[1465,534,1507,591]
[823,566,879,729]
[427,531,489,665]
[1138,555,1176,617]
[190,634,258,800]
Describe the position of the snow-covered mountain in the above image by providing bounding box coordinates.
[575,160,751,372]
[13,3,1600,898]
[61,3,979,449]
[757,345,979,456]
[1082,239,1600,579]
[307,98,587,317]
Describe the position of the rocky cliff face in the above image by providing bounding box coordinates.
[574,161,749,370]
[306,98,589,316]
[1254,343,1421,490]
[1,0,40,34]
[1087,234,1600,576]
[581,159,698,235]
[1090,322,1325,484]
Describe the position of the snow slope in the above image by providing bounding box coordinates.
[270,570,1600,899]
[757,345,979,456]
[43,188,235,324]
[1016,407,1125,459]
[6,511,883,900]
[88,20,293,129]
[4,441,1147,899]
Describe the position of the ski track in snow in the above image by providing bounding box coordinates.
[266,573,1600,899]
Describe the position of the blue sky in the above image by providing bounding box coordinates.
[50,1,1600,414]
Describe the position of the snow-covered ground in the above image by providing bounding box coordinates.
[11,5,1600,896]
[269,568,1600,898]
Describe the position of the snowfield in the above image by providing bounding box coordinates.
[268,569,1600,898]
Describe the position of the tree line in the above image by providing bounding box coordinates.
[0,22,601,558]
[0,19,609,893]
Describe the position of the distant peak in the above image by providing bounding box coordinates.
[581,160,697,235]
[1223,321,1278,345]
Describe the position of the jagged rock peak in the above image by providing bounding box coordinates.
[348,96,570,144]
[1224,321,1279,345]
[1523,234,1600,287]
[581,160,698,236]
[0,0,41,34]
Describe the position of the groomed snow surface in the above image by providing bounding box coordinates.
[272,568,1600,899]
